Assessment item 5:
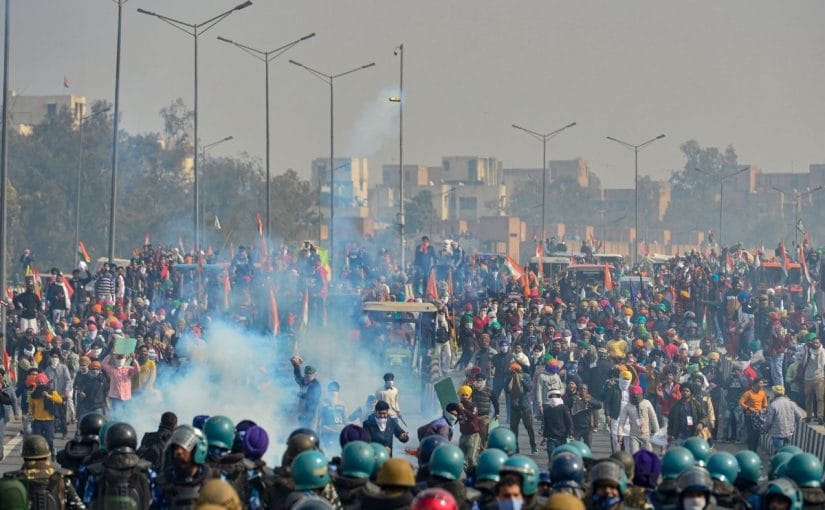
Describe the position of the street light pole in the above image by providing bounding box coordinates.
[137,1,252,251]
[695,166,749,246]
[76,106,112,265]
[606,134,666,265]
[289,58,376,271]
[0,0,10,360]
[395,44,404,269]
[511,122,576,250]
[108,0,127,263]
[217,32,315,241]
[199,135,233,239]
[772,185,824,247]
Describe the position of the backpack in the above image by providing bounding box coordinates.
[9,471,64,510]
[88,459,152,510]
[136,431,167,471]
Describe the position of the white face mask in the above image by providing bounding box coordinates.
[117,358,126,367]
[79,366,88,374]
[500,345,510,353]
[682,496,706,510]
[618,380,630,391]
[91,348,102,357]
[50,358,59,367]
[564,335,572,343]
[90,370,100,377]
[385,381,394,389]
[498,498,523,510]
[376,418,388,431]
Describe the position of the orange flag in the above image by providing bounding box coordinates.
[223,270,231,308]
[604,264,613,291]
[61,275,74,300]
[269,287,281,334]
[426,269,440,300]
[522,271,531,298]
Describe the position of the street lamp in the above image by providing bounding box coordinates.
[390,43,405,269]
[200,135,233,240]
[0,0,10,360]
[694,165,749,246]
[596,209,628,254]
[289,58,375,271]
[606,133,666,265]
[76,106,112,265]
[108,0,127,263]
[511,122,576,250]
[217,32,315,241]
[771,185,824,247]
[137,1,253,251]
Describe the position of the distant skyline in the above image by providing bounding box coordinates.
[5,1,825,188]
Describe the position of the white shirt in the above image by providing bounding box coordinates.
[375,385,400,417]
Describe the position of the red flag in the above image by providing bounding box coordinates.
[780,241,790,276]
[269,287,281,334]
[223,270,231,308]
[61,275,74,300]
[426,269,440,300]
[256,213,264,238]
[604,264,613,291]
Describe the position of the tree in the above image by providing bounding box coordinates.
[405,190,436,236]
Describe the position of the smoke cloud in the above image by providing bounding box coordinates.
[346,85,401,157]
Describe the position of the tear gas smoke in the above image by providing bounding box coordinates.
[346,85,401,157]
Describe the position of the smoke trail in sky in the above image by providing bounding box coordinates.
[346,85,400,157]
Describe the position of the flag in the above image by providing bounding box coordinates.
[223,270,231,308]
[63,75,70,88]
[178,236,185,253]
[77,241,92,263]
[805,229,812,248]
[799,245,812,284]
[447,268,454,297]
[269,287,281,334]
[230,241,235,260]
[317,247,332,282]
[725,252,735,273]
[604,264,613,291]
[44,319,56,343]
[301,287,310,330]
[255,212,264,238]
[501,256,524,280]
[256,213,268,263]
[522,271,531,298]
[639,240,650,258]
[426,269,440,300]
[144,234,150,247]
[61,275,74,300]
[535,242,544,280]
[780,241,790,277]
[214,215,222,231]
[30,268,41,299]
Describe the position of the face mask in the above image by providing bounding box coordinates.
[591,494,622,510]
[91,348,102,357]
[90,370,100,377]
[498,498,523,510]
[117,358,126,367]
[376,418,388,430]
[385,381,394,389]
[618,380,630,391]
[50,358,59,368]
[500,345,510,353]
[564,335,572,343]
[682,496,706,510]
[630,394,643,404]
[444,413,458,426]
[138,355,149,364]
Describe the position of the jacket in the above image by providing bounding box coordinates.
[542,400,573,440]
[667,397,708,439]
[535,371,563,407]
[29,387,63,421]
[765,396,804,438]
[362,414,407,449]
[617,398,660,439]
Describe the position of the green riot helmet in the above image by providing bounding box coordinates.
[340,441,375,480]
[707,452,740,484]
[589,458,628,497]
[662,447,696,480]
[289,427,321,448]
[78,412,106,443]
[770,451,794,479]
[203,415,236,450]
[429,444,464,481]
[21,435,51,460]
[476,448,508,483]
[418,435,448,466]
[552,443,583,462]
[568,440,594,464]
[169,425,208,465]
[734,450,762,484]
[283,433,319,468]
[370,443,389,477]
[683,437,711,466]
[761,478,804,510]
[776,445,803,457]
[610,451,635,481]
[291,450,330,491]
[785,453,824,488]
[488,427,517,456]
[501,455,540,496]
[0,479,29,510]
[97,421,117,454]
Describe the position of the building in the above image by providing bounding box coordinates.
[503,158,590,191]
[312,157,371,236]
[440,156,503,186]
[381,164,429,199]
[8,91,87,133]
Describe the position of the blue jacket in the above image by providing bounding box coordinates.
[362,414,408,449]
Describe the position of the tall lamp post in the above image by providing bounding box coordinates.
[695,165,749,246]
[0,0,10,359]
[199,135,233,240]
[389,43,405,269]
[137,1,252,251]
[771,185,824,247]
[108,0,127,263]
[217,32,315,241]
[511,122,576,249]
[289,58,375,271]
[76,106,112,265]
[606,133,666,265]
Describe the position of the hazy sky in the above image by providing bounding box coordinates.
[7,1,825,188]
